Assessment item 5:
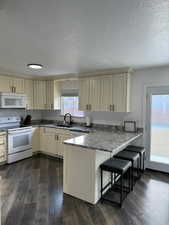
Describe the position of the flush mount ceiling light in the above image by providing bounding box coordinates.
[27,64,43,69]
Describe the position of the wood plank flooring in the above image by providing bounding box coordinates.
[0,155,169,225]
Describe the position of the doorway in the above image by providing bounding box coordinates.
[146,86,169,173]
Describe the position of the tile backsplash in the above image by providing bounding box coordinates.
[0,109,42,120]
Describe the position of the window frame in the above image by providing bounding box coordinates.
[60,96,84,118]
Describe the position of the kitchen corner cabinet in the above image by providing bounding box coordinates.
[79,73,131,112]
[24,79,34,109]
[33,80,47,109]
[46,80,61,110]
[39,127,71,157]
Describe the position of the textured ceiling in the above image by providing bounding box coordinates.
[0,0,169,76]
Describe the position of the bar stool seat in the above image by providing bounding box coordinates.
[100,158,132,207]
[100,158,132,174]
[125,145,146,172]
[114,150,140,190]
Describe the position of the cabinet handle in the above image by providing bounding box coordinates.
[86,105,88,110]
[55,135,59,141]
[109,105,112,111]
[89,104,92,110]
[112,104,115,112]
[51,104,53,109]
[0,143,5,145]
[14,87,16,93]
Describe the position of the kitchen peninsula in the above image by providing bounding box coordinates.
[63,129,142,204]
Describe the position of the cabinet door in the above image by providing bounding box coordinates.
[57,134,71,157]
[112,74,128,112]
[32,127,40,152]
[54,81,61,110]
[46,80,54,110]
[89,79,101,111]
[12,78,24,93]
[0,134,6,163]
[100,77,113,111]
[79,79,90,111]
[0,76,11,92]
[33,80,47,109]
[24,79,34,109]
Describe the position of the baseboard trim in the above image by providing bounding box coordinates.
[33,151,63,160]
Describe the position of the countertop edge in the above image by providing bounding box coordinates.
[64,132,143,153]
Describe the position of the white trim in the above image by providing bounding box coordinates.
[145,86,169,173]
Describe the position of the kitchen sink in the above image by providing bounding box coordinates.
[55,124,72,128]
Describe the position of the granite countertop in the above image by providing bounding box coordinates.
[64,130,143,153]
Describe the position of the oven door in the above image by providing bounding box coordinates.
[8,129,32,154]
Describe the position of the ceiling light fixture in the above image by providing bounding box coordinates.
[27,64,43,69]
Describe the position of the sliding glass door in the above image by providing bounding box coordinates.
[146,86,169,173]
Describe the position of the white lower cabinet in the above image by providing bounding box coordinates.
[0,132,7,163]
[38,127,71,157]
[32,127,40,152]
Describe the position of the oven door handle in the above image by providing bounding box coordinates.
[8,130,32,135]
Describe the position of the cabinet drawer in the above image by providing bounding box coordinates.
[43,127,56,134]
[55,128,71,135]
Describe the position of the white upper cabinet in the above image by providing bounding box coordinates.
[33,80,47,109]
[11,78,25,93]
[79,73,131,112]
[79,78,100,111]
[24,79,34,109]
[46,80,61,110]
[79,79,90,111]
[112,73,130,112]
[0,76,24,93]
[0,76,11,92]
[100,76,113,111]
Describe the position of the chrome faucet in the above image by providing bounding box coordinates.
[64,113,72,126]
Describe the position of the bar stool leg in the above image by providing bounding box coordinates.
[120,173,123,207]
[131,162,134,191]
[101,168,103,200]
[143,152,145,171]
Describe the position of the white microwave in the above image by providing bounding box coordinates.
[0,92,27,108]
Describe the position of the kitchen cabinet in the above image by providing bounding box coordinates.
[0,132,7,163]
[112,74,130,112]
[32,127,40,153]
[46,80,61,110]
[24,79,34,109]
[0,76,25,94]
[79,73,131,112]
[11,78,25,93]
[79,78,100,111]
[33,80,47,109]
[39,127,71,157]
[0,75,12,93]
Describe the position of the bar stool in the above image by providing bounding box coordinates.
[100,158,132,207]
[125,145,146,172]
[114,151,140,190]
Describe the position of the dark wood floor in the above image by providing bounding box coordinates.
[0,155,169,225]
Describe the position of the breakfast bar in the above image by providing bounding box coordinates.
[63,130,142,204]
